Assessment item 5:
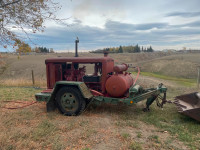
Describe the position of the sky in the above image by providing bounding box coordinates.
[2,0,200,52]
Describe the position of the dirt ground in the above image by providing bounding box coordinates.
[0,52,200,150]
[0,100,190,150]
[0,75,198,150]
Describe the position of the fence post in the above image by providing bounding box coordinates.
[197,66,200,89]
[32,70,35,86]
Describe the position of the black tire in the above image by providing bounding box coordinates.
[56,87,86,116]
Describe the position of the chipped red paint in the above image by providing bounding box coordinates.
[45,57,114,94]
[45,56,134,97]
[113,64,128,73]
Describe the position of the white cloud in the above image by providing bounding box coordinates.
[1,0,200,51]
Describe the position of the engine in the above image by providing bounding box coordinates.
[105,64,133,97]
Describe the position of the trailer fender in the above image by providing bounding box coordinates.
[46,81,93,112]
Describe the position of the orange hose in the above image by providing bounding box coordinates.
[2,100,30,104]
[90,89,104,96]
[1,101,37,109]
[133,67,140,85]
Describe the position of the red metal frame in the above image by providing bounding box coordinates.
[45,57,114,94]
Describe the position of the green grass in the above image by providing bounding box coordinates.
[148,135,160,143]
[129,141,142,150]
[133,72,196,87]
[121,133,131,140]
[0,86,199,149]
[116,87,200,150]
[0,87,41,101]
[82,148,91,150]
[136,132,142,138]
[139,104,200,149]
[31,119,58,141]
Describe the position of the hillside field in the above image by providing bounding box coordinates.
[0,52,200,85]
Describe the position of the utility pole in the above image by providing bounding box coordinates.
[75,37,79,57]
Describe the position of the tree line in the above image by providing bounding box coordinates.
[91,44,154,53]
[15,41,54,53]
[33,47,54,53]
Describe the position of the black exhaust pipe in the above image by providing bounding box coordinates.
[75,37,79,57]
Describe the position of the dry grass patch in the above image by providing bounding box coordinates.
[0,52,189,81]
[0,78,46,87]
[0,86,197,150]
[137,53,200,78]
[0,87,41,102]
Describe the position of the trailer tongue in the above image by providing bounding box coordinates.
[174,92,200,122]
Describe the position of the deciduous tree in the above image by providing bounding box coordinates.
[16,41,31,53]
[0,0,60,48]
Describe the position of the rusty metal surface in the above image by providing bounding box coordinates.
[45,57,114,64]
[45,57,115,93]
[113,64,128,72]
[175,92,200,122]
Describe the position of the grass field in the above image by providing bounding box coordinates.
[137,72,196,87]
[1,52,200,82]
[136,53,200,79]
[0,52,200,150]
[0,80,199,150]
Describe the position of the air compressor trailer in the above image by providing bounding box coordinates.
[35,54,167,116]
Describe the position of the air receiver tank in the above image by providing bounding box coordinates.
[105,64,133,97]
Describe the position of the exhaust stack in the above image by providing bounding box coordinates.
[75,37,79,57]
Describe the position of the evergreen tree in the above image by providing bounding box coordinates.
[91,44,151,53]
[38,47,50,53]
[149,46,153,52]
[118,45,123,53]
[135,44,140,53]
[147,46,154,52]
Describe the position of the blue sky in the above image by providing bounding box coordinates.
[2,0,200,52]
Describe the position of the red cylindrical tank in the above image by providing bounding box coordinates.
[113,64,128,73]
[105,74,133,97]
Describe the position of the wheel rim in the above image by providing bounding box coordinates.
[61,92,78,112]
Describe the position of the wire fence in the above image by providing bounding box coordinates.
[0,71,44,109]
[0,54,46,109]
[0,69,45,89]
[0,53,47,88]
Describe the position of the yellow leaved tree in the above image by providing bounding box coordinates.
[16,41,32,54]
[0,0,60,48]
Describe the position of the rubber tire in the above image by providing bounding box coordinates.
[56,87,86,116]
